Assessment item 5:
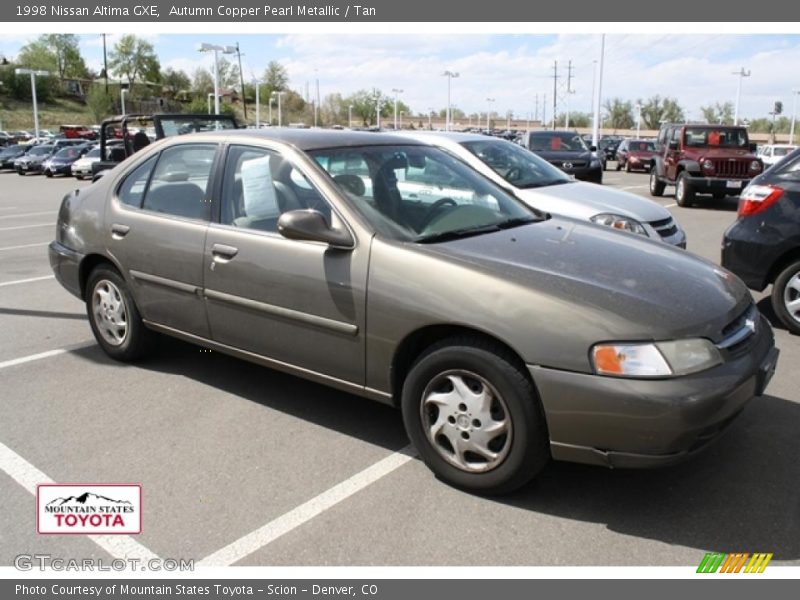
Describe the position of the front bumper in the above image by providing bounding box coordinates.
[17,161,44,173]
[48,240,84,300]
[529,317,778,468]
[572,165,603,184]
[683,174,754,195]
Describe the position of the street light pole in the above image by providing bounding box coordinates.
[732,67,751,126]
[207,93,214,114]
[442,71,459,131]
[636,102,642,138]
[348,104,353,129]
[121,88,129,115]
[271,91,284,127]
[376,94,383,129]
[790,89,800,145]
[198,43,236,115]
[392,88,403,130]
[268,97,274,126]
[485,97,495,131]
[15,68,49,141]
[400,111,404,129]
[592,34,605,150]
[253,78,260,127]
[428,107,434,130]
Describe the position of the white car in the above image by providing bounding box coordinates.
[759,144,798,168]
[393,131,686,247]
[70,146,101,180]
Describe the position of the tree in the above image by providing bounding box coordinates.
[559,111,591,128]
[216,57,240,90]
[263,61,288,90]
[161,67,191,98]
[603,98,634,129]
[108,34,160,93]
[192,67,214,95]
[17,34,87,81]
[639,95,685,129]
[700,101,734,125]
[85,85,114,123]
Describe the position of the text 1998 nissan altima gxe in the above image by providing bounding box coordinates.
[49,129,779,494]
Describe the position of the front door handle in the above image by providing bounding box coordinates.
[211,243,239,261]
[111,223,130,239]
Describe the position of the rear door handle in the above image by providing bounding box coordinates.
[111,223,130,239]
[211,243,239,261]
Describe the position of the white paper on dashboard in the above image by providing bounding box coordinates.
[241,155,279,217]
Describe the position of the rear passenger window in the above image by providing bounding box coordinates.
[118,155,157,208]
[142,144,217,221]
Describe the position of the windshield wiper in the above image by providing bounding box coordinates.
[415,224,502,244]
[496,216,541,228]
[517,179,573,189]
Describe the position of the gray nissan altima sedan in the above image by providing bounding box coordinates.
[49,129,779,494]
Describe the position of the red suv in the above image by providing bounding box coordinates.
[649,124,762,207]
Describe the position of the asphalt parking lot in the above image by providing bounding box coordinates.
[1,165,798,568]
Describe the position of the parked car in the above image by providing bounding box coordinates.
[71,146,102,180]
[11,130,33,143]
[43,145,91,177]
[722,147,800,334]
[758,144,799,168]
[0,143,34,170]
[598,136,623,165]
[650,123,762,206]
[521,130,603,183]
[392,131,686,247]
[0,131,13,147]
[14,144,55,175]
[616,139,658,172]
[49,129,778,494]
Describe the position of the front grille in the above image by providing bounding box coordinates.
[717,303,758,359]
[549,160,587,169]
[712,159,749,178]
[648,216,678,238]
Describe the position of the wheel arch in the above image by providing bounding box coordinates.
[390,324,532,407]
[767,246,800,286]
[78,253,126,300]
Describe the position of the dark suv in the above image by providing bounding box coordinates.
[522,130,603,184]
[722,147,800,334]
[649,123,762,207]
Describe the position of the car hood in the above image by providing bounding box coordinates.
[420,217,748,342]
[532,150,593,161]
[628,151,657,159]
[689,148,756,159]
[515,180,670,223]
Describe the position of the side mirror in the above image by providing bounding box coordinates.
[589,145,597,152]
[668,141,679,151]
[749,143,758,153]
[277,210,354,249]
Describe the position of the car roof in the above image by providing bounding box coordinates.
[529,130,579,135]
[388,130,491,144]
[200,128,428,151]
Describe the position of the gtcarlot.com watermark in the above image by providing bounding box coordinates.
[14,554,194,572]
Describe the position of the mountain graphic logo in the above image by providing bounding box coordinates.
[46,492,133,507]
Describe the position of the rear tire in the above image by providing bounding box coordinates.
[85,265,153,361]
[675,172,695,207]
[771,260,800,335]
[625,160,632,173]
[615,160,622,171]
[401,336,550,495]
[649,168,666,197]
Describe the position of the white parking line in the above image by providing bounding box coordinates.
[0,211,55,220]
[199,446,416,566]
[0,242,49,252]
[0,346,82,370]
[618,185,649,190]
[0,275,54,288]
[0,223,52,232]
[664,203,677,208]
[0,440,159,561]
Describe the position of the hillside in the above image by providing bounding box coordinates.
[0,97,94,131]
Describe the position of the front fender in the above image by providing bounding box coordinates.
[677,159,701,175]
[651,155,666,177]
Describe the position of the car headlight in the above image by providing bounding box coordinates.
[750,160,762,172]
[702,159,714,171]
[591,339,722,378]
[590,213,648,236]
[590,159,601,168]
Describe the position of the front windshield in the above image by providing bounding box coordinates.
[684,128,748,148]
[30,146,53,156]
[774,147,795,157]
[629,141,655,152]
[528,132,588,153]
[309,144,542,243]
[461,139,572,189]
[55,147,80,159]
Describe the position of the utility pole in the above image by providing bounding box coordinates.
[235,43,247,121]
[732,67,751,126]
[552,60,558,130]
[534,93,539,122]
[565,60,574,129]
[102,34,109,95]
[592,34,605,150]
[543,93,547,130]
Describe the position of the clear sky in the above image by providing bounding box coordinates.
[1,33,799,121]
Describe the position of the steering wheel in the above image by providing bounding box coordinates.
[419,198,457,229]
[504,167,522,182]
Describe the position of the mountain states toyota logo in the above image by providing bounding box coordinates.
[37,484,141,534]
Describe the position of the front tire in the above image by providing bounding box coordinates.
[772,260,800,335]
[86,265,153,361]
[401,337,550,495]
[675,172,695,207]
[650,168,666,196]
